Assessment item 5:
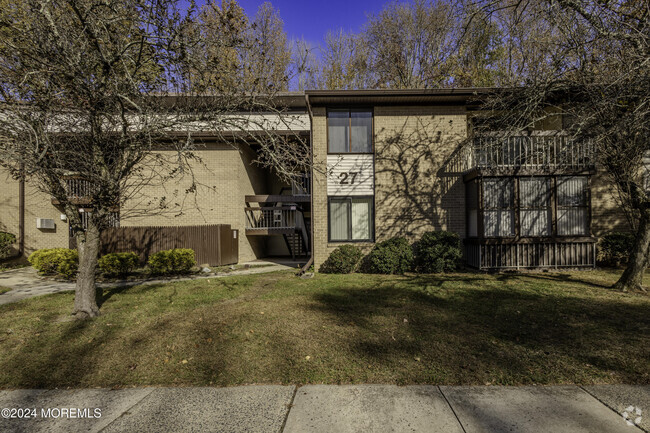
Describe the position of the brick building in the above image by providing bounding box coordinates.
[0,89,630,270]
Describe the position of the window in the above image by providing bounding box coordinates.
[557,176,589,235]
[328,109,372,153]
[483,178,514,237]
[520,178,551,236]
[466,179,478,237]
[328,197,374,242]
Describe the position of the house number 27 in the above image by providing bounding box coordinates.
[339,172,359,185]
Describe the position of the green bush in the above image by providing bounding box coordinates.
[98,252,139,277]
[0,231,16,260]
[363,237,413,274]
[148,248,196,275]
[412,231,462,273]
[597,232,634,267]
[28,248,78,279]
[319,245,363,274]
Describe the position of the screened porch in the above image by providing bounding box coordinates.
[464,174,596,269]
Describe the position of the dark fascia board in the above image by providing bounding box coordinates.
[156,92,307,110]
[303,87,500,106]
[304,88,497,96]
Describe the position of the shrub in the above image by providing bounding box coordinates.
[0,231,16,260]
[412,231,462,273]
[319,245,363,274]
[148,248,196,275]
[98,252,139,277]
[28,248,78,279]
[363,237,413,274]
[597,232,634,267]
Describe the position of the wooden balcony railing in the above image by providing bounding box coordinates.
[245,206,298,232]
[291,174,310,196]
[464,134,595,173]
[51,177,95,205]
[65,177,94,198]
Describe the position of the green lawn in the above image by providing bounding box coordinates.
[0,270,648,388]
[0,286,11,295]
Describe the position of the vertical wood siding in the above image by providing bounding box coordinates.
[100,224,238,266]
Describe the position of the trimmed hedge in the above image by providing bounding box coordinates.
[319,245,363,274]
[363,237,413,274]
[98,252,139,277]
[0,231,16,260]
[597,232,634,267]
[412,231,462,273]
[28,248,78,279]
[148,249,196,275]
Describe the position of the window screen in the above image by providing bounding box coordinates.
[483,178,515,237]
[557,176,588,235]
[520,178,551,236]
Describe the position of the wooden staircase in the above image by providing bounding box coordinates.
[283,231,309,259]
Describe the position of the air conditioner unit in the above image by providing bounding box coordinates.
[36,218,55,229]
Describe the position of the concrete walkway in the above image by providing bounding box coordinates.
[0,261,299,306]
[0,385,647,432]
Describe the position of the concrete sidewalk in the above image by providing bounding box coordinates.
[0,261,298,306]
[0,385,647,432]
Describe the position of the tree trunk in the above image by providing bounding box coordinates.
[73,219,101,318]
[614,209,650,292]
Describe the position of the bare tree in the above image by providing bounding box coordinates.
[0,0,308,318]
[290,38,322,91]
[364,0,458,88]
[318,30,374,90]
[468,0,650,291]
[244,2,291,92]
[304,0,512,89]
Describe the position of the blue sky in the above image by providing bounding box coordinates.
[190,0,388,46]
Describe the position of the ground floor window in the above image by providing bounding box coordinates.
[520,177,552,236]
[557,176,589,235]
[470,175,590,238]
[483,178,515,237]
[328,197,374,242]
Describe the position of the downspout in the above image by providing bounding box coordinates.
[299,93,315,275]
[18,163,25,257]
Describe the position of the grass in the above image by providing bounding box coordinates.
[0,269,648,389]
[0,286,11,295]
[0,262,28,273]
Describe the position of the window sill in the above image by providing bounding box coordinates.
[328,241,375,247]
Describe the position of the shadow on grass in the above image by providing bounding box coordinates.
[492,271,615,289]
[308,274,650,384]
[1,272,648,388]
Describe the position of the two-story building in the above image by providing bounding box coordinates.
[0,89,630,270]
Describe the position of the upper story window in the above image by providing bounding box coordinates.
[328,109,373,153]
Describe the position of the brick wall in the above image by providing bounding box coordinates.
[0,170,70,256]
[120,142,272,263]
[0,142,275,262]
[312,105,469,270]
[591,170,632,235]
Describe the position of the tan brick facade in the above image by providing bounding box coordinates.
[0,94,633,268]
[0,142,279,263]
[312,105,469,270]
[0,171,69,256]
[121,142,273,262]
[591,170,632,236]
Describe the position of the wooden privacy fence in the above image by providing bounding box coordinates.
[100,224,238,266]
